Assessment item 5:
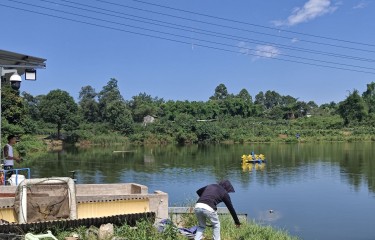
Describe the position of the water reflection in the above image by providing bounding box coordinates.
[24,142,375,194]
[242,162,266,172]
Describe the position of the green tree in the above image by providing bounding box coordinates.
[106,101,134,134]
[98,78,124,121]
[174,113,198,144]
[362,82,375,113]
[22,92,43,120]
[281,95,297,106]
[264,90,282,109]
[98,78,133,133]
[39,89,78,138]
[307,101,318,109]
[338,90,366,125]
[1,85,25,124]
[266,106,284,120]
[281,95,297,119]
[195,122,226,143]
[319,101,337,116]
[293,101,309,118]
[79,85,99,122]
[254,91,265,106]
[210,83,229,100]
[129,92,163,122]
[223,97,250,117]
[237,88,252,103]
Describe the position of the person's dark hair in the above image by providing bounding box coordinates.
[7,135,16,142]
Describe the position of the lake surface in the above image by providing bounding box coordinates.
[24,142,375,240]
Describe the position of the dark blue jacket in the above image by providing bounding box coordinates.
[196,180,240,225]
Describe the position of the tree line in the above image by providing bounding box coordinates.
[2,79,375,144]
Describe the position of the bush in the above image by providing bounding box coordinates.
[195,123,225,143]
[14,135,46,157]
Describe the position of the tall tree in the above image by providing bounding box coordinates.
[281,95,297,119]
[281,95,297,107]
[237,88,252,103]
[1,85,25,124]
[79,85,99,122]
[264,90,282,109]
[338,90,366,125]
[210,83,229,100]
[105,101,134,134]
[98,78,134,133]
[39,89,78,137]
[22,92,43,120]
[98,78,124,121]
[254,91,265,106]
[362,82,375,113]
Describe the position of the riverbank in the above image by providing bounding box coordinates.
[14,132,375,157]
[55,216,299,240]
[75,132,375,146]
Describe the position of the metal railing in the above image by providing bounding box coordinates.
[0,168,30,185]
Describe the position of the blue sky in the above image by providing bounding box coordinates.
[1,0,374,104]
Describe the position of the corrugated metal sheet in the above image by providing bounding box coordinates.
[0,212,155,234]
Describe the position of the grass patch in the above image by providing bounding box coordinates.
[179,213,299,240]
[51,216,298,240]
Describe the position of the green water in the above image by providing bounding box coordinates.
[23,142,375,240]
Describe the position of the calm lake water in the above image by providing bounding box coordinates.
[24,142,375,240]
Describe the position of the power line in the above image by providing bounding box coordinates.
[128,0,375,48]
[94,0,375,53]
[11,0,375,71]
[1,3,374,75]
[40,0,375,63]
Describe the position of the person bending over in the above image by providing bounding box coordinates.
[194,180,241,240]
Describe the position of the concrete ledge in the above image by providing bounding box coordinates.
[149,190,168,222]
[76,183,148,196]
[169,207,248,224]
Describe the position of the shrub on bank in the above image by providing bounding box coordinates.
[14,135,46,157]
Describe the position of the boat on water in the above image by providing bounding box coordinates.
[241,152,266,164]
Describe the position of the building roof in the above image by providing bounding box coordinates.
[0,49,46,75]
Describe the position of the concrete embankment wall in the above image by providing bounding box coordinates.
[0,183,168,223]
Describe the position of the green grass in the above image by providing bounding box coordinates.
[219,216,299,240]
[180,212,299,240]
[52,216,298,240]
[54,220,182,240]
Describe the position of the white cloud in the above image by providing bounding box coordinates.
[238,42,281,60]
[238,41,250,55]
[291,38,299,43]
[273,0,338,26]
[353,1,368,9]
[255,45,281,59]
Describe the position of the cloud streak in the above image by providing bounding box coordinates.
[273,0,338,26]
[353,1,368,9]
[255,45,281,59]
[238,42,281,60]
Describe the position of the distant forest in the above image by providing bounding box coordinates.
[2,78,375,144]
